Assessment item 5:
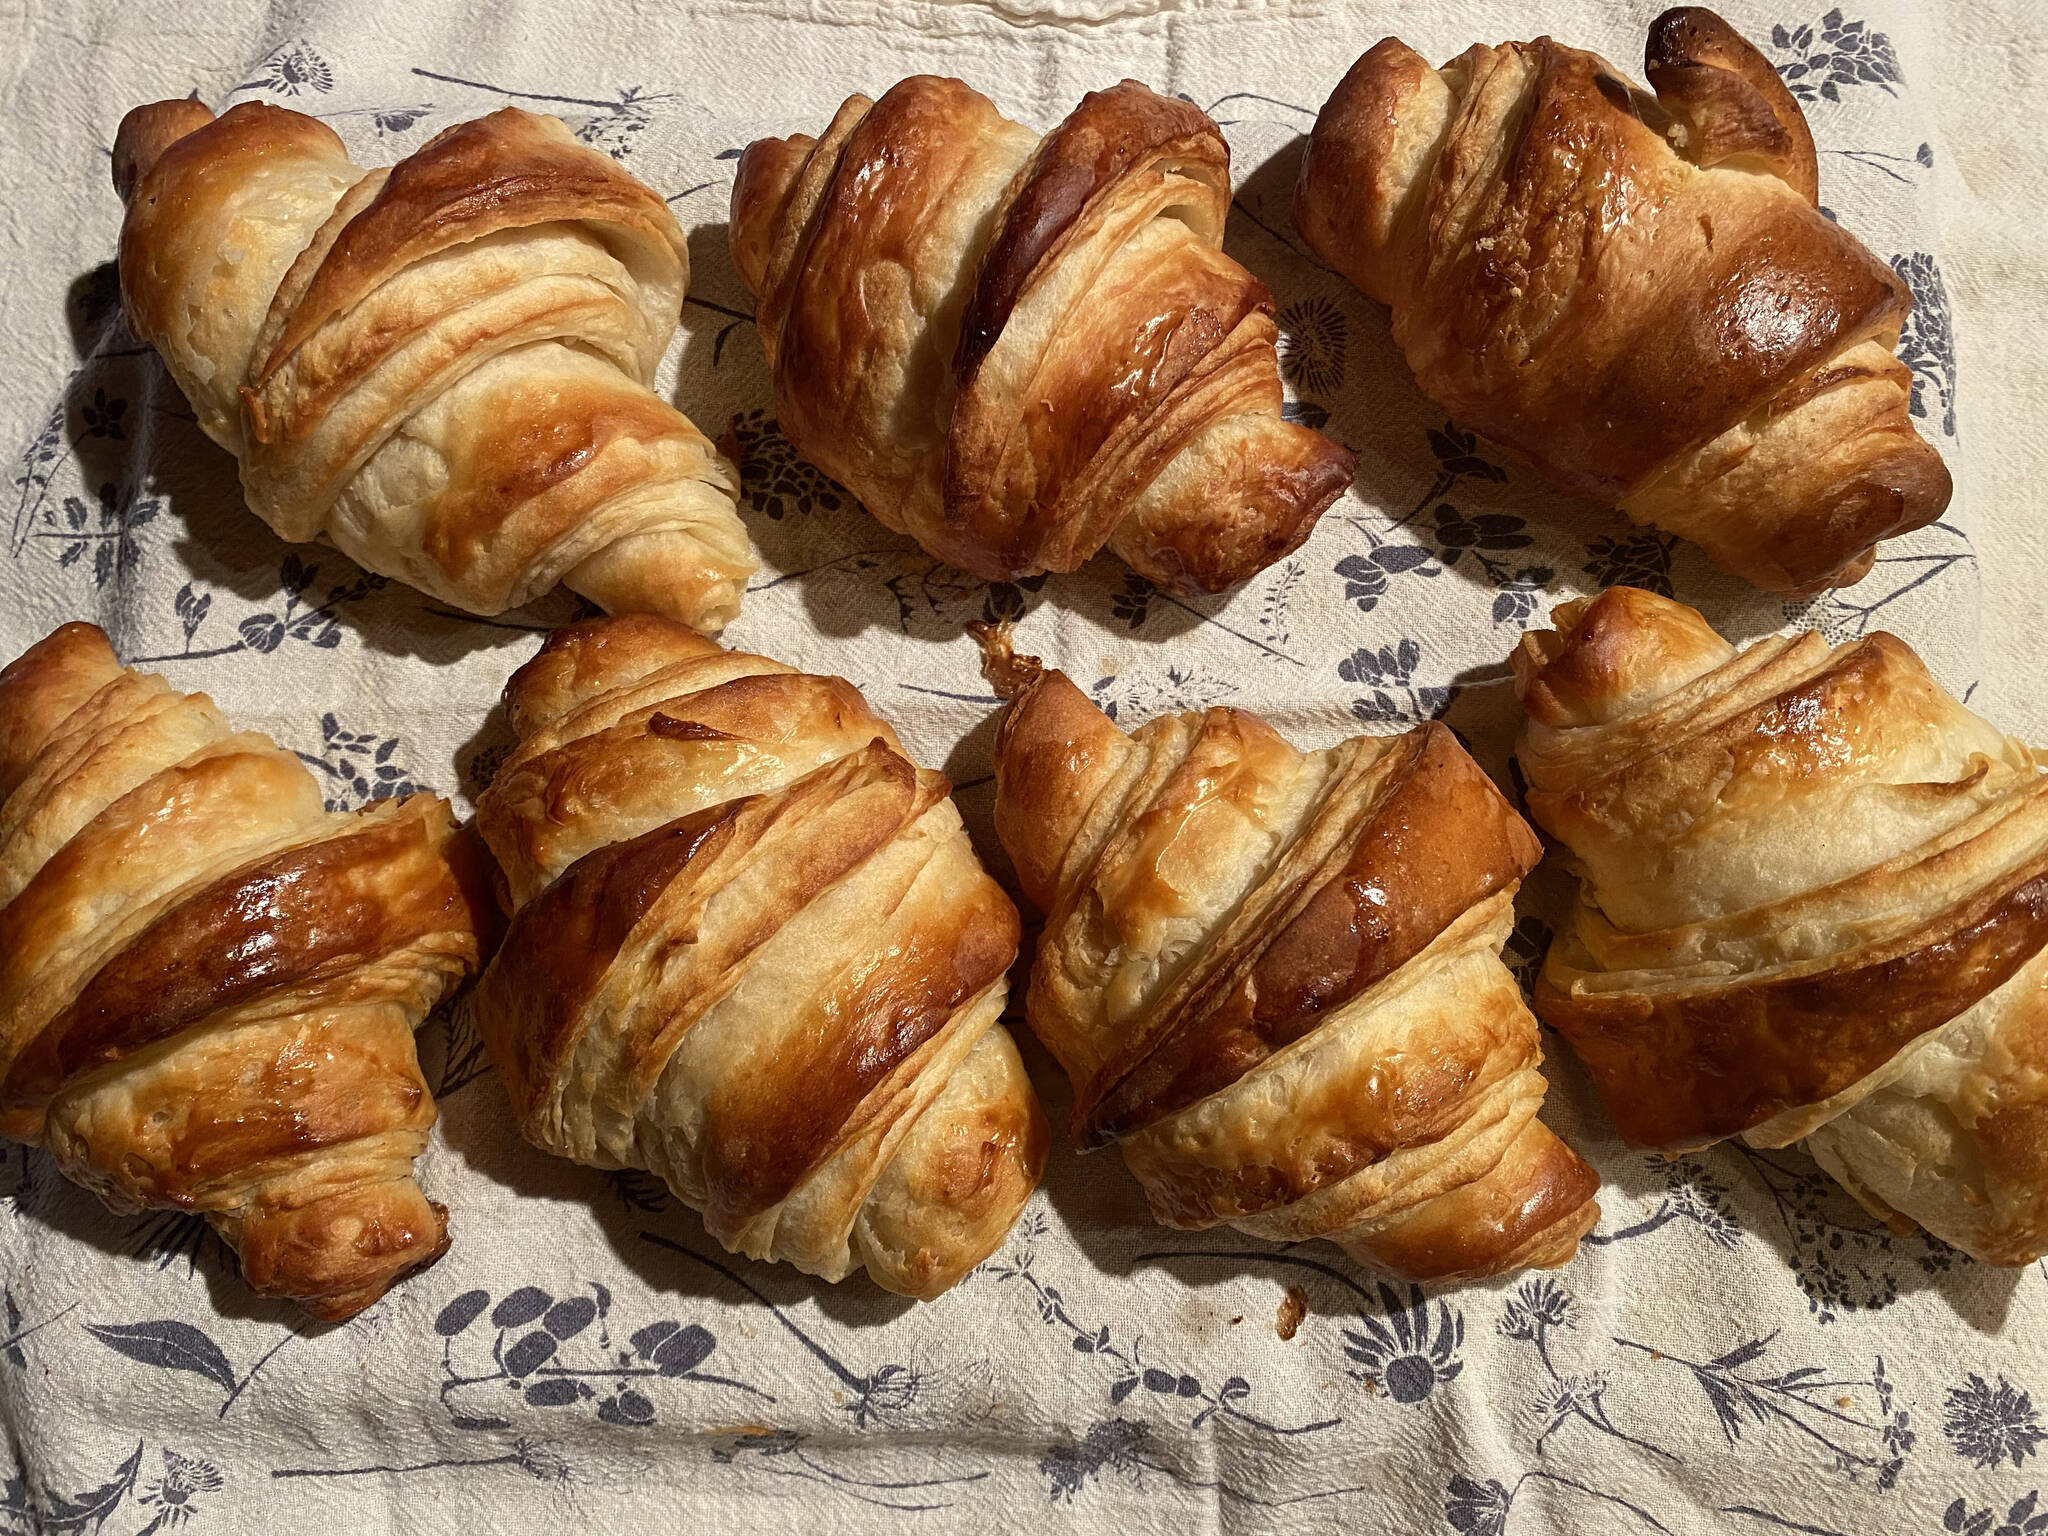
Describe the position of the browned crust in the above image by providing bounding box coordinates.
[1085,723,1543,1140]
[1760,423,1955,594]
[1342,1119,1602,1282]
[1510,586,1730,729]
[1109,422,1358,596]
[954,80,1228,384]
[737,76,1346,596]
[0,623,480,1322]
[233,1183,451,1322]
[1965,973,2048,1263]
[478,787,770,1132]
[502,611,726,739]
[251,108,684,386]
[1537,852,2048,1149]
[703,849,1017,1232]
[1131,973,1545,1223]
[1446,39,1911,503]
[417,378,691,581]
[1646,6,1818,201]
[4,802,480,1112]
[1292,15,1945,593]
[728,133,814,301]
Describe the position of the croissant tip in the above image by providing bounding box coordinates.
[112,98,218,204]
[967,621,1043,700]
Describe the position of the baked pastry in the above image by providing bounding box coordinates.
[1513,587,2048,1264]
[729,77,1356,594]
[112,101,754,628]
[0,624,487,1318]
[470,615,1046,1297]
[1294,7,1950,594]
[974,624,1599,1280]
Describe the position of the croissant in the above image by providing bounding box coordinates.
[470,615,1046,1297]
[112,101,754,629]
[1513,587,2048,1264]
[1293,7,1950,594]
[973,625,1599,1280]
[729,77,1356,594]
[0,624,487,1317]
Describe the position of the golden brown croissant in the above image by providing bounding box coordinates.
[729,77,1356,594]
[470,615,1046,1298]
[1513,586,2048,1264]
[112,102,754,628]
[974,625,1599,1281]
[1294,7,1950,594]
[0,623,487,1318]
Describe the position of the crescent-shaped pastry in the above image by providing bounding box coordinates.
[1294,7,1950,593]
[975,625,1599,1281]
[112,102,755,628]
[1514,586,2048,1264]
[0,624,487,1318]
[470,615,1046,1298]
[730,77,1356,594]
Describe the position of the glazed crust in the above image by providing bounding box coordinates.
[1293,8,1949,594]
[730,77,1355,594]
[114,100,753,628]
[1514,586,2048,1264]
[471,616,1046,1299]
[975,624,1598,1282]
[0,624,487,1319]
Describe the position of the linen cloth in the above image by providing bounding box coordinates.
[1,1,2041,1530]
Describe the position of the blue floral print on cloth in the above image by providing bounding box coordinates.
[0,1,2028,1532]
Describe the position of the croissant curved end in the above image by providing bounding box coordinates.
[112,98,218,203]
[728,134,812,301]
[1511,586,1735,728]
[1646,6,1819,200]
[1291,36,1444,308]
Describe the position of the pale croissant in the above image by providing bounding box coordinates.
[470,615,1046,1297]
[0,624,487,1317]
[112,102,754,628]
[975,626,1599,1281]
[730,77,1356,594]
[1294,7,1950,594]
[1514,587,2048,1264]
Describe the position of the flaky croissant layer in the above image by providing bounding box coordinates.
[0,624,488,1318]
[731,76,1355,595]
[471,615,1046,1298]
[113,101,755,629]
[1294,7,1950,594]
[976,624,1599,1282]
[1515,587,2048,1265]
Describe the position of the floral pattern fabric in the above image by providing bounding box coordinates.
[0,2,2022,1532]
